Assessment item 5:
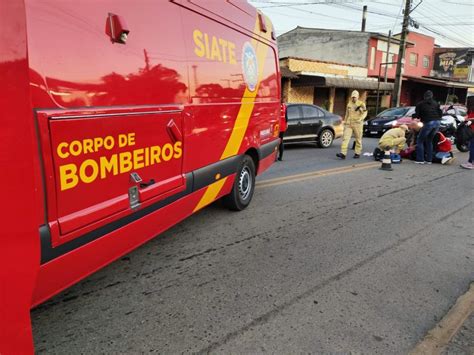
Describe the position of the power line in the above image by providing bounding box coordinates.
[416,22,472,46]
[330,0,474,46]
[262,4,360,23]
[415,5,473,46]
[391,0,405,32]
[422,5,469,36]
[371,1,403,8]
[325,1,468,47]
[333,3,400,18]
[252,0,473,46]
[251,0,360,7]
[417,1,473,40]
[418,22,473,26]
[444,0,474,5]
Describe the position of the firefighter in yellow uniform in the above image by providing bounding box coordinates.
[337,90,367,159]
[378,125,409,152]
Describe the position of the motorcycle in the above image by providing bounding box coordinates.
[439,106,467,150]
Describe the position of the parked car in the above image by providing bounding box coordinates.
[364,106,416,137]
[283,104,343,148]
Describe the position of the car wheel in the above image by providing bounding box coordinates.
[317,129,334,148]
[222,155,256,211]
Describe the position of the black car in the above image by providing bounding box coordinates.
[363,106,415,137]
[283,104,343,148]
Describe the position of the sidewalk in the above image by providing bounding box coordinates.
[411,283,474,355]
[441,313,473,355]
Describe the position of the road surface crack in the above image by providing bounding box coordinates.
[197,200,472,354]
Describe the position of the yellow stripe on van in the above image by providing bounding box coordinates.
[193,18,272,212]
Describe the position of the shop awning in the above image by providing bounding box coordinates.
[403,75,474,89]
[280,66,298,79]
[291,73,394,91]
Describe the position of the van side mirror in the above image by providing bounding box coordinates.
[105,13,129,44]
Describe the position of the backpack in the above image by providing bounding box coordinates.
[390,153,402,164]
[373,147,384,161]
[455,122,474,145]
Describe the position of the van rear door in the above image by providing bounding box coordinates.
[37,106,185,246]
[26,1,189,248]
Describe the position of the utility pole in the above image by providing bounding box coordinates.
[384,30,392,83]
[361,5,367,31]
[391,0,411,107]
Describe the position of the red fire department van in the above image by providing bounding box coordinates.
[1,1,280,352]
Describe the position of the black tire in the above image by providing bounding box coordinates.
[222,155,256,211]
[317,129,334,148]
[456,141,470,152]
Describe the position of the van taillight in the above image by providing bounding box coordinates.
[281,103,287,120]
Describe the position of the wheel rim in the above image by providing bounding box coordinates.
[321,131,333,147]
[238,166,252,201]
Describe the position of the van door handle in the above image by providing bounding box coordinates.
[167,119,182,143]
[140,179,155,188]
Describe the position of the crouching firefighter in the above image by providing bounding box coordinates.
[337,90,367,159]
[373,124,408,161]
[379,124,408,152]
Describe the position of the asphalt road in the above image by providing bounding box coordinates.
[32,137,474,354]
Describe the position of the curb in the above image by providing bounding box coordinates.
[410,283,474,355]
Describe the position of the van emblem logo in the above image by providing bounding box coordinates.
[242,42,258,92]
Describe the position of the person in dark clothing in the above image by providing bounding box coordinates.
[413,90,442,164]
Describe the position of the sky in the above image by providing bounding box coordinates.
[248,0,474,48]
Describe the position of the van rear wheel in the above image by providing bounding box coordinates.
[223,155,256,211]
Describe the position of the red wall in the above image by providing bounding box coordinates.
[403,32,435,77]
[367,37,398,80]
[368,32,435,81]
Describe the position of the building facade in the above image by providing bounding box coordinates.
[280,27,474,115]
[369,31,473,106]
[278,27,394,117]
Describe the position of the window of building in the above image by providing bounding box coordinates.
[387,53,394,68]
[423,55,430,68]
[409,52,418,66]
[370,47,376,70]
